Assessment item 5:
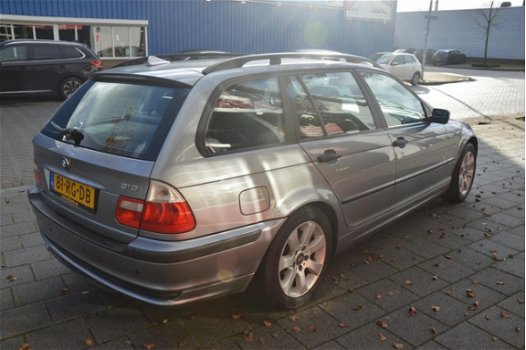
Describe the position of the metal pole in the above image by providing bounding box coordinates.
[421,0,433,81]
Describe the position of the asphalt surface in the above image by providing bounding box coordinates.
[0,68,524,349]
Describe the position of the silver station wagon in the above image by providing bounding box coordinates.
[28,52,477,309]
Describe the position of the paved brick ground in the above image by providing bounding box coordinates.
[0,70,524,349]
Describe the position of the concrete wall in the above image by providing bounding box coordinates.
[395,7,524,60]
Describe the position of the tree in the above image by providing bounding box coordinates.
[472,1,504,64]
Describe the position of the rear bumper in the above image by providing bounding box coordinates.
[28,186,284,306]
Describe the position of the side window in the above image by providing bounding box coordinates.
[60,46,84,59]
[205,77,285,154]
[392,56,403,65]
[361,71,426,127]
[0,45,28,61]
[32,45,62,60]
[295,71,376,138]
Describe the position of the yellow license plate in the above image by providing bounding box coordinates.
[51,172,96,211]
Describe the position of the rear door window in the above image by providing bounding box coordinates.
[294,71,376,138]
[204,77,285,154]
[0,45,28,61]
[42,80,190,160]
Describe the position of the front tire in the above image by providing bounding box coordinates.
[58,77,82,99]
[257,207,332,309]
[443,143,477,202]
[411,72,421,86]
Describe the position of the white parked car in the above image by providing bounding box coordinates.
[376,53,422,86]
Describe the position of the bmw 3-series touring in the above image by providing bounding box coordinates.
[28,52,477,309]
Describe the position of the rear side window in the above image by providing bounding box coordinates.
[293,71,376,138]
[31,45,63,60]
[59,46,84,59]
[0,45,28,61]
[42,80,190,160]
[204,77,285,154]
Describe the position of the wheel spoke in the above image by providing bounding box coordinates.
[287,230,300,251]
[305,259,323,276]
[307,235,325,254]
[280,269,295,294]
[299,222,315,246]
[295,270,308,295]
[279,255,294,272]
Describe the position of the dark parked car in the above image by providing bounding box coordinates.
[113,50,242,68]
[0,39,102,99]
[432,49,467,66]
[28,52,477,309]
[413,49,436,64]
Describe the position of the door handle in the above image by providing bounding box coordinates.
[317,149,342,163]
[392,137,408,148]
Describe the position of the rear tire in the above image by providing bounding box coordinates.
[411,72,421,86]
[443,143,476,202]
[257,206,332,310]
[58,77,82,100]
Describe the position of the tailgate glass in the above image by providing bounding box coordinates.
[42,80,189,161]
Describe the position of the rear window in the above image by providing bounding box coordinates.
[42,80,190,160]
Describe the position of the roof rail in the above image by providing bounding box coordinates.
[202,52,380,75]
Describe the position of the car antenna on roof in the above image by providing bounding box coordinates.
[146,56,170,67]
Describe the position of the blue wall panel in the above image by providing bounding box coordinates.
[1,0,396,57]
[394,7,524,60]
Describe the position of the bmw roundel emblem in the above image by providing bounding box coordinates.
[61,157,71,170]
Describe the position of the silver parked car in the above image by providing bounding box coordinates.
[376,52,423,86]
[28,52,477,309]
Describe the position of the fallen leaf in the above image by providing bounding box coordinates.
[354,305,363,311]
[445,255,452,260]
[387,291,395,296]
[307,324,317,333]
[404,280,413,286]
[469,301,480,311]
[338,322,346,328]
[409,306,417,317]
[263,320,272,328]
[492,337,497,341]
[244,330,255,342]
[378,333,387,342]
[292,326,301,334]
[501,311,511,319]
[393,342,404,349]
[516,326,521,332]
[288,314,299,322]
[429,327,437,334]
[161,319,169,324]
[432,306,441,312]
[485,315,490,320]
[375,293,383,300]
[143,344,155,350]
[517,298,524,304]
[231,313,241,320]
[491,253,502,261]
[433,262,440,267]
[85,338,95,347]
[61,288,70,295]
[18,343,31,350]
[466,289,476,298]
[376,320,388,329]
[6,275,17,283]
[432,275,438,281]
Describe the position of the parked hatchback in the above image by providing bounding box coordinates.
[29,52,477,309]
[0,39,102,99]
[376,52,422,86]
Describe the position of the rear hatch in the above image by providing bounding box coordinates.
[34,76,190,243]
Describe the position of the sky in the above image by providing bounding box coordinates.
[396,0,524,12]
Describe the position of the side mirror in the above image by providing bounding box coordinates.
[429,108,450,124]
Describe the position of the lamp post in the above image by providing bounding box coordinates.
[421,0,436,82]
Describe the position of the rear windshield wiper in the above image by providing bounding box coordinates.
[50,121,84,146]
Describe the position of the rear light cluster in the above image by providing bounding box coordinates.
[34,161,43,188]
[89,59,103,70]
[116,180,195,234]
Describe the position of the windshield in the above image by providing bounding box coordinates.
[42,80,190,160]
[376,54,393,64]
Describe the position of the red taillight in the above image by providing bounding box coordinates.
[115,196,144,229]
[115,181,195,234]
[34,161,43,188]
[89,59,103,70]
